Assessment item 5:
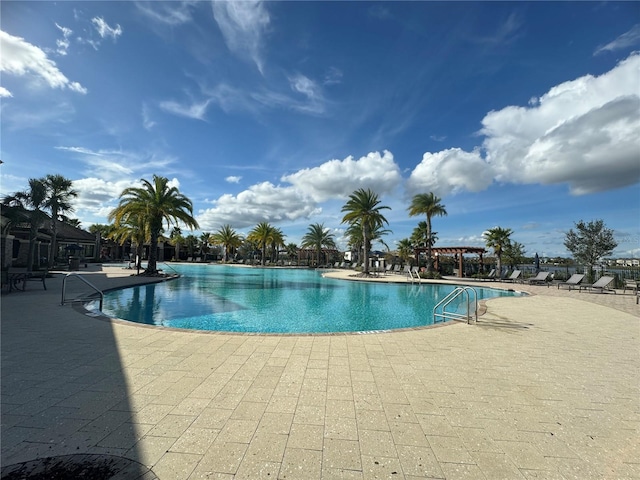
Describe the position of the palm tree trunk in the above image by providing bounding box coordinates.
[49,215,58,269]
[147,232,158,274]
[425,218,432,274]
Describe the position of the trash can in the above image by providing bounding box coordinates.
[68,256,80,271]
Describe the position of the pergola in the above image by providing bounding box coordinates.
[414,246,487,277]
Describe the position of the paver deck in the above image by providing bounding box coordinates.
[1,265,638,479]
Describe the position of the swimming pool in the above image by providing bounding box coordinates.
[95,265,522,333]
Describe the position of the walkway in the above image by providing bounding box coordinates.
[1,265,638,479]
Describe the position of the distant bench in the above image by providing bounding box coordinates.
[1,268,48,292]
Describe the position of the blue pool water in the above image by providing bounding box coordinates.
[95,265,522,333]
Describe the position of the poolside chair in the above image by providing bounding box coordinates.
[393,264,401,274]
[623,279,639,294]
[486,269,496,280]
[557,273,585,290]
[502,270,522,283]
[526,271,550,285]
[578,276,616,294]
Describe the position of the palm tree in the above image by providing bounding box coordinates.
[301,223,336,267]
[170,226,183,261]
[407,192,447,274]
[247,222,277,266]
[483,226,513,278]
[109,175,199,274]
[396,238,414,266]
[211,224,243,262]
[285,243,298,263]
[3,179,48,271]
[109,214,148,273]
[198,232,211,260]
[341,188,390,276]
[43,174,78,267]
[269,227,286,264]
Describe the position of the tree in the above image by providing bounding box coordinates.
[285,243,299,262]
[341,188,390,276]
[247,222,276,266]
[301,223,337,267]
[43,174,78,268]
[2,179,48,270]
[109,214,148,273]
[198,232,211,259]
[170,226,184,261]
[407,192,447,274]
[269,227,286,263]
[211,224,243,262]
[503,241,526,270]
[483,226,513,278]
[564,219,617,281]
[109,175,199,274]
[396,238,414,266]
[184,234,198,259]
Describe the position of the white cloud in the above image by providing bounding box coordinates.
[287,74,326,114]
[159,98,212,120]
[55,23,73,56]
[407,148,494,196]
[142,103,156,130]
[135,1,197,26]
[0,30,87,94]
[481,53,640,194]
[225,176,242,183]
[0,86,12,97]
[56,146,177,182]
[594,24,640,55]
[281,151,403,202]
[197,181,320,230]
[91,17,123,41]
[212,0,270,73]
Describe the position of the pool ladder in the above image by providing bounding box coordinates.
[61,273,104,311]
[433,286,478,324]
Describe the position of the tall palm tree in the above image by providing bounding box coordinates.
[211,224,243,262]
[184,234,198,259]
[341,188,390,276]
[170,226,183,261]
[407,192,447,273]
[198,232,211,259]
[483,226,513,278]
[301,223,336,267]
[43,174,78,267]
[3,179,48,271]
[109,175,199,274]
[269,227,286,263]
[247,222,276,266]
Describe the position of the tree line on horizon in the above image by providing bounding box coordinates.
[2,173,618,278]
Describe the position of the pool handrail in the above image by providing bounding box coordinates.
[61,272,104,311]
[433,286,478,324]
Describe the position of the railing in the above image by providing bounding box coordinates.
[433,286,478,324]
[61,273,104,311]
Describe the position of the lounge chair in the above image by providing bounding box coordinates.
[578,276,616,294]
[485,269,496,280]
[526,271,550,285]
[623,279,639,294]
[502,270,522,283]
[557,273,585,290]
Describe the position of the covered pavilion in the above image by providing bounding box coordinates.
[415,246,487,276]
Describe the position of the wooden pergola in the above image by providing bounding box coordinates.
[414,246,487,277]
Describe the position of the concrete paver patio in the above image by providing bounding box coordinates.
[1,265,638,479]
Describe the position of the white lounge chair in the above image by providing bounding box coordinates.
[578,276,615,294]
[502,270,522,283]
[526,271,550,285]
[557,273,585,290]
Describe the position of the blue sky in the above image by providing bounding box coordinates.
[1,1,639,259]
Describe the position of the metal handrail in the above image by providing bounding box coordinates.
[61,273,104,311]
[433,286,478,324]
